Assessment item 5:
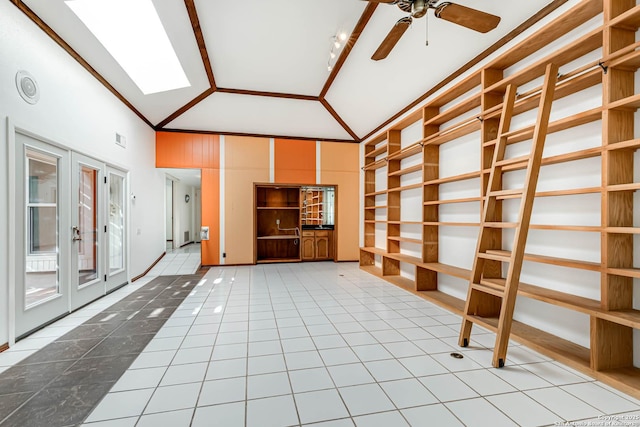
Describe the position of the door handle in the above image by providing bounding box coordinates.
[72,226,82,242]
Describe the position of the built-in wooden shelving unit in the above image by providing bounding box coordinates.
[360,0,640,399]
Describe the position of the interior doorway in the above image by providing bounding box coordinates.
[162,169,202,251]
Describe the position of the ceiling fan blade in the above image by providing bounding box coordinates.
[372,17,412,61]
[434,2,501,33]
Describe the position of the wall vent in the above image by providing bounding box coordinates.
[184,231,189,242]
[115,133,127,148]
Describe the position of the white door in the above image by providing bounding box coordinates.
[14,132,71,338]
[105,167,128,292]
[70,152,105,310]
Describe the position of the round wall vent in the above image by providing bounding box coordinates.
[15,70,40,105]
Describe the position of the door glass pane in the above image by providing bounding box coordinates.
[78,166,98,286]
[26,149,59,307]
[109,173,125,273]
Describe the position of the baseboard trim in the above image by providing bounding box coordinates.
[132,252,166,282]
[180,241,195,248]
[0,343,8,353]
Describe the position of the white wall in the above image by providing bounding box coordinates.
[172,181,196,246]
[166,179,173,243]
[0,2,166,345]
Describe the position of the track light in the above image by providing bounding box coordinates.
[327,30,350,73]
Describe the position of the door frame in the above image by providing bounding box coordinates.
[7,119,131,344]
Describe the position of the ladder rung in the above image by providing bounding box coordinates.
[501,124,535,140]
[488,188,524,199]
[464,315,499,332]
[470,282,505,298]
[495,156,529,168]
[483,222,518,229]
[478,251,511,262]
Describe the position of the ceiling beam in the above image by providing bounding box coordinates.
[319,2,378,99]
[216,88,318,101]
[320,99,360,142]
[159,127,355,144]
[360,0,571,142]
[156,87,215,129]
[184,0,216,89]
[9,0,154,129]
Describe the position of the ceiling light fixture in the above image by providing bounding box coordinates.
[327,30,349,73]
[65,0,190,95]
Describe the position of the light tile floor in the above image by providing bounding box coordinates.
[2,255,640,426]
[67,262,639,426]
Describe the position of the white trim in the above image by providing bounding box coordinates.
[316,141,321,184]
[269,138,275,183]
[219,135,226,265]
[7,118,16,346]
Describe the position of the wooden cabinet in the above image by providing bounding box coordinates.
[255,185,301,263]
[301,232,315,260]
[301,229,332,261]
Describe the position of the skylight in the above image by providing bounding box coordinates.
[66,0,190,95]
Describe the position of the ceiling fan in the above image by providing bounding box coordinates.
[365,0,501,60]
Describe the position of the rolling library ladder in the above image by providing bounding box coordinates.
[458,63,559,368]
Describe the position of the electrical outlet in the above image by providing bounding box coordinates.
[276,219,280,225]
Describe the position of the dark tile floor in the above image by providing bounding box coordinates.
[0,274,203,427]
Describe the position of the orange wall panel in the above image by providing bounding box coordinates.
[321,142,360,261]
[156,132,219,168]
[201,168,220,265]
[274,138,316,184]
[224,136,270,265]
[156,132,220,265]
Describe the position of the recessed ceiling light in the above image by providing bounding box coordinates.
[66,0,190,95]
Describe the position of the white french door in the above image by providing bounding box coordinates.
[14,132,71,338]
[13,128,129,338]
[105,167,128,292]
[70,152,105,310]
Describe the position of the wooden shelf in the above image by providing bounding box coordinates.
[388,236,422,245]
[388,164,422,177]
[424,94,481,127]
[363,159,387,171]
[485,249,601,272]
[606,183,640,192]
[364,189,387,197]
[425,171,481,186]
[424,197,482,206]
[484,29,603,94]
[366,143,388,158]
[364,205,387,210]
[388,183,423,192]
[606,137,640,151]
[257,206,299,210]
[387,143,422,161]
[608,93,640,110]
[424,221,479,227]
[257,235,299,240]
[608,4,640,30]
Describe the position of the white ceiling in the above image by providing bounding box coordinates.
[19,0,560,142]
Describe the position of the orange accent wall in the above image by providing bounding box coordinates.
[156,132,220,265]
[274,139,316,184]
[156,132,219,168]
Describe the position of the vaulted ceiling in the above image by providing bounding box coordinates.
[13,0,567,142]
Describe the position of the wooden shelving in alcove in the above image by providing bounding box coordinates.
[360,0,640,399]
